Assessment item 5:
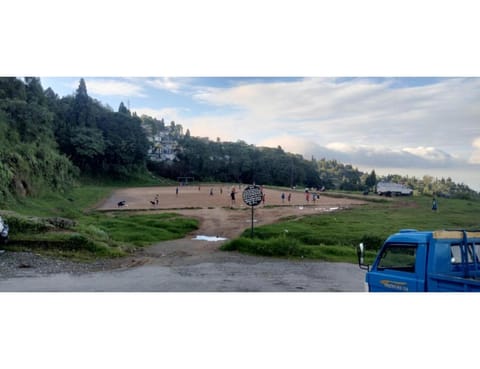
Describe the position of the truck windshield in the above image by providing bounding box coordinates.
[377,244,417,273]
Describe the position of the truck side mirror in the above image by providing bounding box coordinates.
[357,242,370,271]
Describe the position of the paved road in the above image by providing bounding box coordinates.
[0,255,367,292]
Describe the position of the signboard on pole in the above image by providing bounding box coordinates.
[242,185,263,238]
[242,185,263,207]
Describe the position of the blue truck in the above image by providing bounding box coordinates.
[357,229,480,292]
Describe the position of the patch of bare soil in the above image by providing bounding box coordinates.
[97,185,367,269]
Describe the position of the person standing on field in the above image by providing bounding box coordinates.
[230,186,236,207]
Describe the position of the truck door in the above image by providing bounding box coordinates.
[367,243,421,292]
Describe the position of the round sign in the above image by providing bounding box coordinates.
[242,185,263,206]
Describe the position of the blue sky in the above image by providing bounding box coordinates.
[40,76,480,191]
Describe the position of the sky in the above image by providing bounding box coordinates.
[41,76,480,191]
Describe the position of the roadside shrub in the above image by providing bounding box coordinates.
[46,217,76,229]
[64,234,97,251]
[2,213,52,234]
[81,224,110,241]
[221,236,313,258]
[63,234,122,257]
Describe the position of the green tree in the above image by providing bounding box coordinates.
[73,78,94,127]
[25,77,45,105]
[118,101,131,116]
[365,170,377,189]
[0,77,26,100]
[0,77,77,202]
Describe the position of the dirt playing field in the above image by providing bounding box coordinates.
[97,184,367,241]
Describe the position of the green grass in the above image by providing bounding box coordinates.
[3,185,116,218]
[1,181,199,261]
[81,212,198,247]
[221,195,480,264]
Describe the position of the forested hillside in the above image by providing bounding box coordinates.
[0,77,77,201]
[0,77,149,202]
[0,77,477,204]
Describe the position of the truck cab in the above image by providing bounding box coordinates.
[358,230,480,292]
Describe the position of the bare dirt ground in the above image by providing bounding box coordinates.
[96,185,367,268]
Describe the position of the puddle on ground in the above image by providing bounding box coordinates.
[192,235,228,242]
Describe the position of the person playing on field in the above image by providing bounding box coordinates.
[230,186,236,207]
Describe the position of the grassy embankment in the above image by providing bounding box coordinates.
[221,194,480,264]
[0,179,198,261]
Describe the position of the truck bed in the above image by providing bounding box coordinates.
[428,273,480,292]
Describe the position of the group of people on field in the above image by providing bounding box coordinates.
[148,183,326,209]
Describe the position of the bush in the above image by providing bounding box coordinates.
[46,217,76,229]
[221,236,313,258]
[63,234,123,257]
[1,213,52,234]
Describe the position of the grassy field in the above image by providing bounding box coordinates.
[221,194,480,264]
[0,181,198,261]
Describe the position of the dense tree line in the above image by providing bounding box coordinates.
[0,77,149,202]
[50,78,149,177]
[148,135,323,188]
[1,77,477,204]
[377,173,477,199]
[0,77,77,201]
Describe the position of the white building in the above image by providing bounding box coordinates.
[376,181,413,196]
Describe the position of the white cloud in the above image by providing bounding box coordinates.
[402,146,454,162]
[133,107,241,142]
[325,142,356,153]
[82,79,146,97]
[470,137,480,164]
[191,77,480,155]
[259,135,480,190]
[259,135,315,154]
[133,107,184,123]
[180,114,248,142]
[146,78,187,94]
